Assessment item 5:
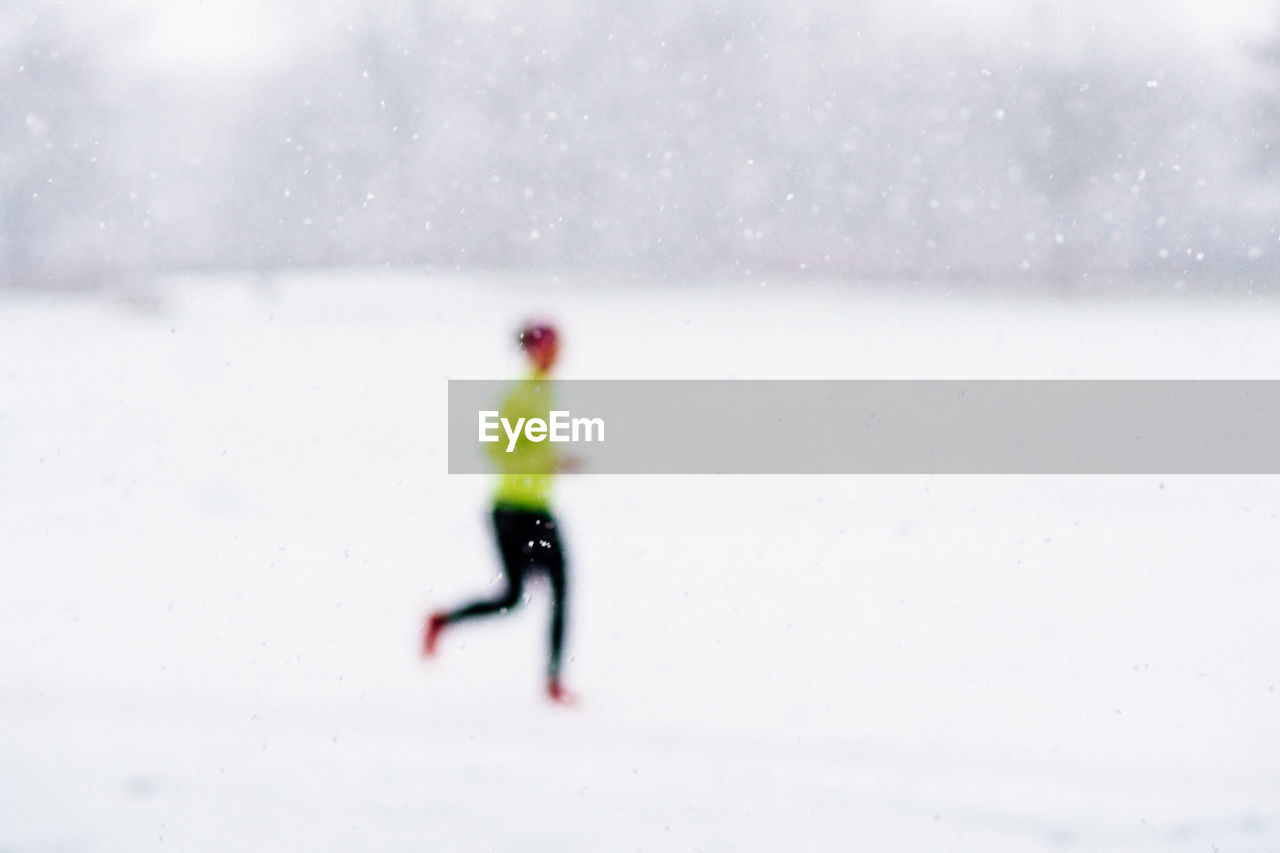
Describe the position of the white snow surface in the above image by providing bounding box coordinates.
[2,273,1279,851]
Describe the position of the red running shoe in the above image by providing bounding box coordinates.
[546,677,577,705]
[423,613,447,657]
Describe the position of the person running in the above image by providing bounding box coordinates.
[423,321,576,703]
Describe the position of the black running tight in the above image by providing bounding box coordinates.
[441,507,568,678]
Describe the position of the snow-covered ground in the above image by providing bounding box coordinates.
[2,273,1278,852]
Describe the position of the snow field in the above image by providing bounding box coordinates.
[1,274,1278,851]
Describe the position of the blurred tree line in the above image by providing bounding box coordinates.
[2,0,1279,292]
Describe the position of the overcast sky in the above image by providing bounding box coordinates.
[112,0,1277,73]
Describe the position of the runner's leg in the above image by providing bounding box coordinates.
[439,508,529,624]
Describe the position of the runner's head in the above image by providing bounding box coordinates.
[518,321,559,373]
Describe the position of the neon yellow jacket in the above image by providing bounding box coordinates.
[489,372,558,511]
